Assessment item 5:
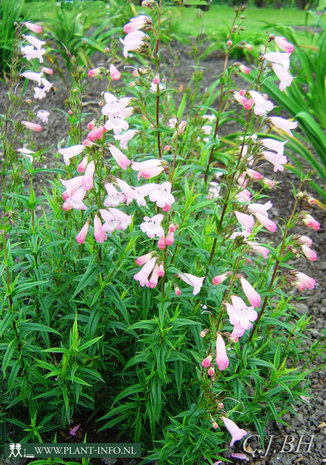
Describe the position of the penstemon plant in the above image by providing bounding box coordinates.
[0,2,323,464]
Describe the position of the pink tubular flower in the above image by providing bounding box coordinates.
[231,453,249,461]
[136,251,154,266]
[269,116,297,137]
[131,159,165,180]
[23,34,45,50]
[264,51,290,70]
[165,224,176,246]
[87,126,104,142]
[254,212,277,232]
[103,183,125,207]
[175,286,181,296]
[246,241,270,259]
[239,64,250,75]
[61,176,83,199]
[108,207,132,231]
[82,161,95,191]
[248,201,273,216]
[77,156,88,174]
[300,244,317,262]
[148,181,174,210]
[272,63,294,91]
[66,187,87,210]
[225,295,257,338]
[116,179,135,205]
[21,121,42,132]
[109,145,131,170]
[41,66,54,75]
[301,213,320,231]
[158,264,165,277]
[201,355,212,368]
[235,211,255,233]
[177,273,205,296]
[21,70,43,85]
[88,67,101,78]
[110,64,121,81]
[58,144,85,165]
[148,264,159,288]
[249,90,274,116]
[76,221,89,244]
[274,36,294,53]
[246,168,262,180]
[99,209,119,234]
[221,416,247,447]
[114,129,138,150]
[134,257,157,287]
[123,15,152,34]
[297,235,313,247]
[262,138,287,155]
[215,334,229,371]
[21,44,46,63]
[208,366,215,376]
[293,271,316,291]
[240,277,261,307]
[262,151,287,172]
[94,215,107,243]
[157,234,166,249]
[37,110,49,123]
[233,91,253,110]
[34,86,46,100]
[120,30,149,58]
[212,273,229,285]
[22,22,43,34]
[262,177,275,188]
[140,214,164,238]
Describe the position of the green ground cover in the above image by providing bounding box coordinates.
[166,5,316,45]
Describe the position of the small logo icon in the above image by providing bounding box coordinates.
[8,443,22,458]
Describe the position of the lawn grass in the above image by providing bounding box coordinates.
[165,5,318,45]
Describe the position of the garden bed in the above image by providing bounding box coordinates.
[1,26,325,465]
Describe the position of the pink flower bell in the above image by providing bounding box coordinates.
[22,121,42,132]
[120,30,149,58]
[201,355,212,368]
[177,273,205,296]
[212,273,229,285]
[76,221,89,244]
[131,159,166,180]
[82,161,95,191]
[301,213,320,231]
[58,144,85,166]
[110,64,121,81]
[123,15,152,34]
[268,116,297,137]
[274,36,294,53]
[221,416,247,447]
[136,252,154,266]
[215,334,229,371]
[272,63,294,91]
[293,271,316,291]
[109,145,131,170]
[134,257,157,287]
[94,215,107,243]
[240,277,261,308]
[22,22,43,34]
[249,90,273,116]
[300,244,317,262]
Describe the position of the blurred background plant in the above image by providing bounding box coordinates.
[0,0,26,79]
[259,1,326,203]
